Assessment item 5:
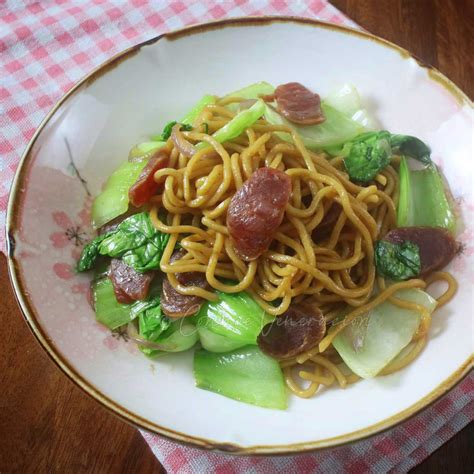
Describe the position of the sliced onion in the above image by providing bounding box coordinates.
[126,322,176,350]
[171,123,196,157]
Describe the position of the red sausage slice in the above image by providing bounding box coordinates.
[161,250,210,319]
[110,258,155,303]
[257,304,326,360]
[274,82,325,125]
[128,149,169,207]
[161,278,206,319]
[227,167,292,261]
[384,226,459,277]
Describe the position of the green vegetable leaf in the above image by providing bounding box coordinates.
[180,94,216,126]
[223,81,275,112]
[140,320,199,357]
[93,276,197,353]
[342,131,392,182]
[195,290,274,345]
[92,277,170,333]
[397,156,412,228]
[193,346,287,409]
[390,134,431,164]
[264,101,364,150]
[150,95,216,141]
[77,212,170,273]
[397,157,456,232]
[324,83,378,130]
[160,121,193,141]
[197,326,247,353]
[91,160,149,229]
[196,99,266,150]
[133,295,171,341]
[335,131,431,183]
[99,212,170,272]
[128,141,166,161]
[374,240,421,281]
[77,233,108,272]
[93,277,134,329]
[333,289,437,378]
[120,240,167,272]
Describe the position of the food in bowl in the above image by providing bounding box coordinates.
[77,81,459,410]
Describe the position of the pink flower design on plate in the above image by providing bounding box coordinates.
[49,197,93,250]
[50,210,88,248]
[53,262,74,280]
[49,197,94,282]
[103,335,120,351]
[101,326,138,354]
[72,282,92,306]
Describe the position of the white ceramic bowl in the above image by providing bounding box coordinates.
[7,18,473,454]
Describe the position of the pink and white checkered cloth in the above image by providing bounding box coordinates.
[1,1,472,472]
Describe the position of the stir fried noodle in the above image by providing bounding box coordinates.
[148,96,457,398]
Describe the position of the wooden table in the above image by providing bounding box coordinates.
[1,1,472,472]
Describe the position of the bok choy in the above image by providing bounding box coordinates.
[397,157,456,232]
[339,131,432,183]
[151,94,217,142]
[223,81,275,112]
[374,240,421,281]
[263,82,376,150]
[91,160,149,229]
[324,83,378,130]
[140,320,199,357]
[332,289,437,378]
[93,277,135,329]
[193,346,287,409]
[197,327,247,353]
[128,141,166,161]
[93,277,198,354]
[195,290,274,345]
[264,101,364,149]
[77,212,170,273]
[196,99,266,150]
[93,277,165,330]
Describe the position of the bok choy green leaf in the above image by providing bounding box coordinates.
[160,122,193,140]
[197,326,247,353]
[150,94,217,141]
[223,81,275,112]
[93,277,135,329]
[77,212,170,273]
[128,141,166,161]
[264,101,364,149]
[92,276,196,354]
[374,240,421,281]
[339,131,432,183]
[92,277,166,331]
[324,83,378,129]
[332,289,437,378]
[390,135,431,165]
[193,346,287,409]
[140,320,199,357]
[342,131,392,182]
[135,297,171,341]
[397,157,456,232]
[91,160,149,229]
[196,99,266,150]
[195,290,274,345]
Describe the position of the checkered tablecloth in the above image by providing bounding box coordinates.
[1,1,472,472]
